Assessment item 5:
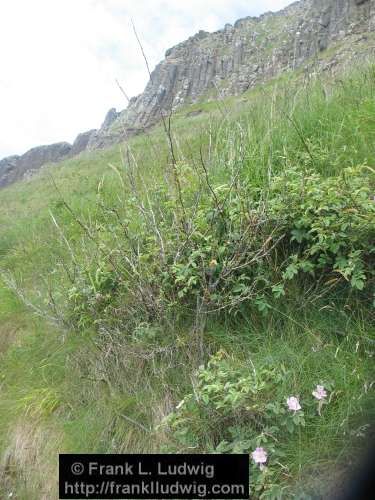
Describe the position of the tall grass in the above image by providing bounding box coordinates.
[0,64,374,499]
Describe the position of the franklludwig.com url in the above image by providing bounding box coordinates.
[63,479,246,498]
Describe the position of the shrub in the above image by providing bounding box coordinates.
[160,350,327,499]
[43,161,373,336]
[268,165,375,295]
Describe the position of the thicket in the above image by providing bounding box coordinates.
[49,163,374,336]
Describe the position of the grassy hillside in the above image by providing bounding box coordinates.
[0,64,374,499]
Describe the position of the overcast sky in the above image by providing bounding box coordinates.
[0,0,292,159]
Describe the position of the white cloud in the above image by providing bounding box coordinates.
[0,0,292,158]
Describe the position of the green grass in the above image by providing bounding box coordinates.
[0,63,374,498]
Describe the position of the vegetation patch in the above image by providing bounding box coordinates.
[0,65,374,499]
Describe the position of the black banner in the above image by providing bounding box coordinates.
[59,453,249,499]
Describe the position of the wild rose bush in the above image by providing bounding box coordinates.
[51,162,374,333]
[161,351,333,499]
[268,165,375,296]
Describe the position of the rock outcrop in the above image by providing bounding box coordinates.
[0,142,72,187]
[86,108,122,150]
[1,0,374,188]
[113,0,374,135]
[0,155,20,188]
[71,129,97,156]
[0,107,121,187]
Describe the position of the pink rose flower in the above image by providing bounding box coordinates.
[251,447,267,465]
[312,385,327,400]
[287,396,301,412]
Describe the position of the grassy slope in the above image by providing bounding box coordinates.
[0,61,374,499]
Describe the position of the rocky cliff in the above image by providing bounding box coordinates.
[1,0,374,188]
[113,0,374,135]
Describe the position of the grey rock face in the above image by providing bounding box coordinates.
[71,129,97,156]
[86,108,121,150]
[17,142,72,171]
[0,155,20,188]
[86,130,122,151]
[101,108,120,129]
[0,142,72,187]
[111,0,374,136]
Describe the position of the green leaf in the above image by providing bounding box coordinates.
[283,263,299,280]
[271,284,285,298]
[291,228,306,243]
